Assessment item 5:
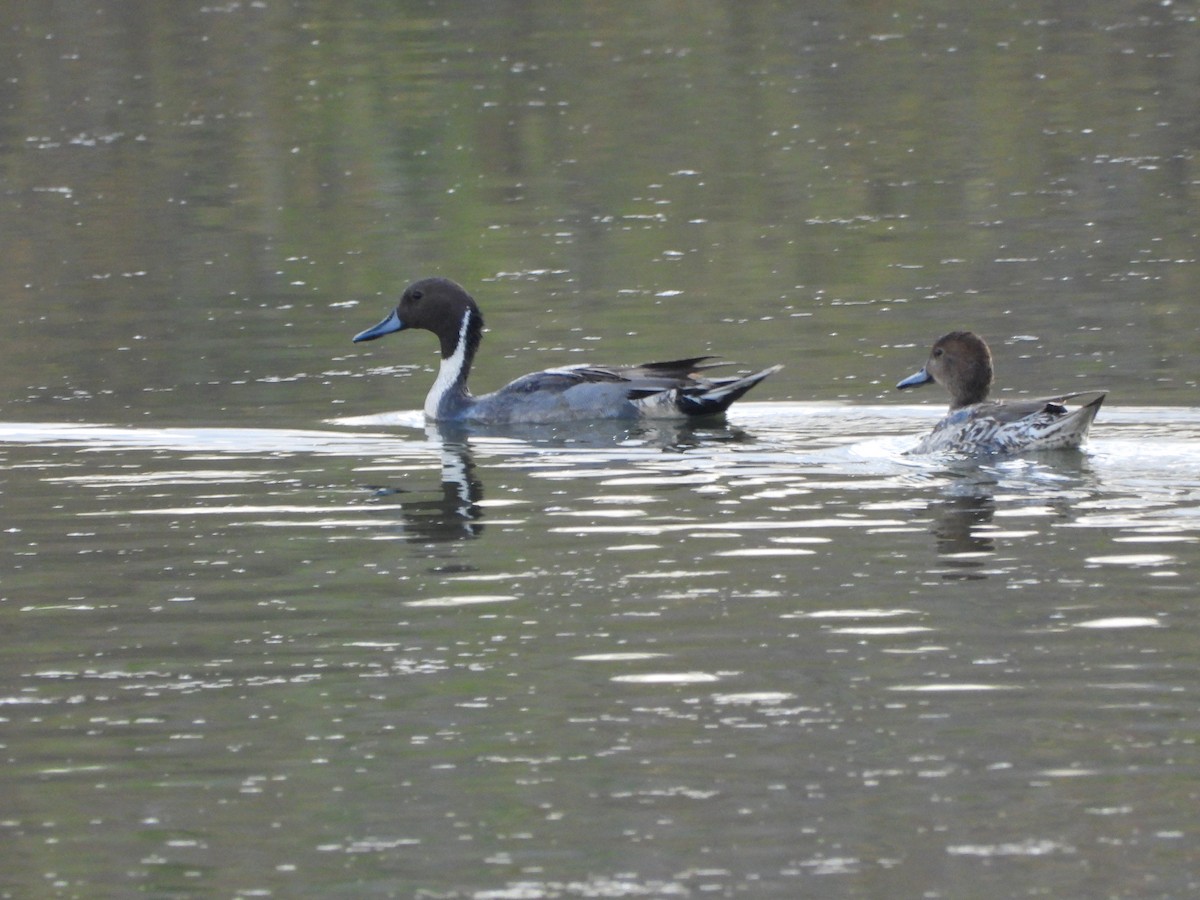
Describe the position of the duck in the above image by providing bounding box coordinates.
[896,330,1106,455]
[351,277,782,424]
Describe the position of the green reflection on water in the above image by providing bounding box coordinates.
[0,1,1194,429]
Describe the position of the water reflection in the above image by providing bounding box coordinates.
[363,429,485,544]
[430,416,760,453]
[1,405,1200,900]
[358,417,763,546]
[917,451,1107,580]
[929,490,997,578]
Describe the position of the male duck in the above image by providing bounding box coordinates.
[896,330,1106,455]
[352,277,782,424]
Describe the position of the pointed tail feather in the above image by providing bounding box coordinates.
[1038,391,1106,448]
[676,364,783,417]
[635,356,727,377]
[994,391,1107,453]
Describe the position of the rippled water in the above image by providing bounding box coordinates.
[2,404,1198,897]
[3,1,1200,895]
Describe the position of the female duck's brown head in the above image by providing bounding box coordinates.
[897,331,994,409]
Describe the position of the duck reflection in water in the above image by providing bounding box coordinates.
[364,429,484,544]
[926,487,997,581]
[920,453,1099,581]
[450,414,759,453]
[355,416,761,545]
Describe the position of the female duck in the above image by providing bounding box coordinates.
[896,330,1105,455]
[353,277,781,424]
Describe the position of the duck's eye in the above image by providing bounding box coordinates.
[410,290,423,301]
[932,348,943,358]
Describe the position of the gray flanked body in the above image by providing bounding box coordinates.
[896,330,1106,455]
[352,277,781,425]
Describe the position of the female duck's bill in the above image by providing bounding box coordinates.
[352,277,782,425]
[896,330,1106,455]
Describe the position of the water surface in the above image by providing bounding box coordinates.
[3,403,1199,897]
[1,2,1198,897]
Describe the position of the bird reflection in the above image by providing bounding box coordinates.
[357,417,761,546]
[921,452,1098,581]
[365,429,484,544]
[432,416,757,452]
[927,490,996,580]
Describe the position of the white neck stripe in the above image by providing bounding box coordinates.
[425,308,472,418]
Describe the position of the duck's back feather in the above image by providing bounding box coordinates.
[913,390,1106,455]
[459,358,778,424]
